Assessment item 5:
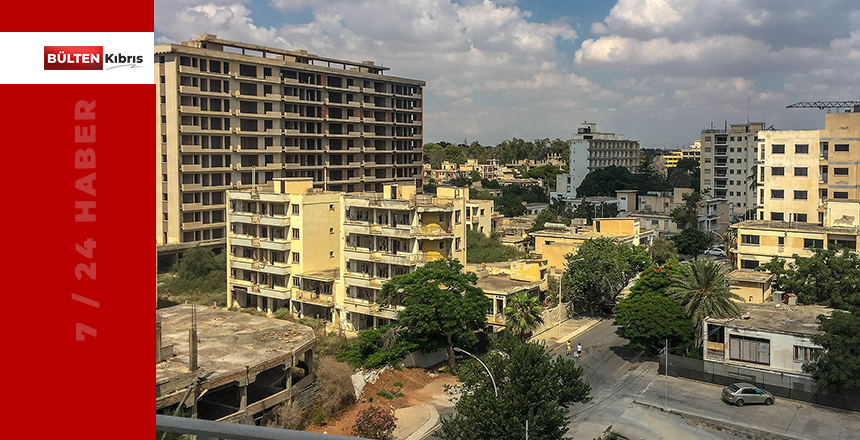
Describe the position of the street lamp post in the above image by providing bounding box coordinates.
[453,347,497,398]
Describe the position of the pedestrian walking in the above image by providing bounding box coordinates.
[566,341,572,357]
[576,343,583,359]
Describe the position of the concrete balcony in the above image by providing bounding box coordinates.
[411,224,454,238]
[229,234,291,251]
[292,289,334,307]
[342,271,385,289]
[343,222,412,238]
[344,248,419,266]
[342,297,400,320]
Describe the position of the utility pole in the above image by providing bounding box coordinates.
[665,338,669,409]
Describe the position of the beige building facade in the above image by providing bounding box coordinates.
[531,218,655,274]
[736,112,860,269]
[226,179,469,331]
[156,34,425,250]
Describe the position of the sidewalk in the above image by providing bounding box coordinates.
[633,366,860,440]
[392,404,439,440]
[531,316,603,347]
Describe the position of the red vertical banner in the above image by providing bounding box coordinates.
[1,2,153,440]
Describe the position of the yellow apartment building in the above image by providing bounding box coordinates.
[530,218,656,274]
[156,34,424,255]
[465,198,494,235]
[736,111,860,268]
[226,179,469,331]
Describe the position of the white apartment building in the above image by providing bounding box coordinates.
[700,123,765,215]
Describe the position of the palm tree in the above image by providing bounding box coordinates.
[666,259,743,347]
[721,228,738,270]
[503,291,545,340]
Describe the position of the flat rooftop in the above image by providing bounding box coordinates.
[475,274,542,296]
[156,305,315,405]
[728,270,773,283]
[734,219,860,234]
[705,302,832,337]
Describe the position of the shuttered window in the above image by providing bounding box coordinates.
[729,335,770,365]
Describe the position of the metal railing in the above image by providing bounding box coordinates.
[156,414,368,439]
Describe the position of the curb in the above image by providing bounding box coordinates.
[403,404,439,440]
[631,399,806,440]
[557,318,604,344]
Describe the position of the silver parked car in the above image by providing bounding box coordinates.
[721,383,775,407]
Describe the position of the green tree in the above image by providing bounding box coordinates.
[613,290,695,351]
[503,291,545,340]
[670,228,713,258]
[438,336,590,440]
[666,158,701,192]
[758,248,860,310]
[722,228,738,270]
[576,166,633,197]
[158,245,227,294]
[466,229,528,264]
[495,194,526,217]
[424,143,447,169]
[631,155,667,195]
[649,236,679,266]
[378,259,491,370]
[629,263,681,297]
[529,207,560,233]
[670,191,704,230]
[803,309,860,390]
[562,238,651,313]
[336,325,418,369]
[666,259,742,347]
[470,169,482,182]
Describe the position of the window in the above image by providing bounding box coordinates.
[292,252,300,263]
[329,227,334,234]
[771,190,784,199]
[292,204,300,215]
[161,115,166,124]
[741,235,760,245]
[795,213,808,223]
[705,169,711,174]
[772,144,785,154]
[778,236,785,246]
[833,168,849,176]
[741,259,760,269]
[771,212,784,221]
[795,144,809,154]
[794,167,808,176]
[704,180,711,185]
[804,238,824,249]
[292,228,300,239]
[771,167,784,176]
[163,213,168,221]
[455,237,462,251]
[162,193,168,201]
[704,158,712,163]
[729,335,770,365]
[293,277,300,287]
[834,191,848,199]
[330,251,334,258]
[704,147,712,153]
[794,346,819,362]
[794,190,808,200]
[835,144,850,152]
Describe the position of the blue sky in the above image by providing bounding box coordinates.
[155,0,860,149]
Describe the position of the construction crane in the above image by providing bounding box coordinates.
[787,101,860,112]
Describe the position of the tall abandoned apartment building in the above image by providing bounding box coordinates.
[155,35,425,251]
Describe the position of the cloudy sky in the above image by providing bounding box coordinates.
[155,0,860,149]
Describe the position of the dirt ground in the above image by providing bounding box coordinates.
[305,367,458,437]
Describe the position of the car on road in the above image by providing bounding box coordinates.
[598,301,616,314]
[721,383,775,407]
[704,248,727,257]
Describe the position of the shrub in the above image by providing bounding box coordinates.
[272,308,294,321]
[377,390,394,400]
[314,356,356,418]
[352,405,397,440]
[265,400,305,430]
[336,325,417,369]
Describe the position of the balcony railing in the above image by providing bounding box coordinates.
[156,414,368,440]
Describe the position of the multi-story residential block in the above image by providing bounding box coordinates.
[156,34,425,254]
[555,122,639,200]
[621,188,724,236]
[226,179,469,331]
[700,123,764,214]
[735,111,860,268]
[664,143,701,170]
[465,198,494,235]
